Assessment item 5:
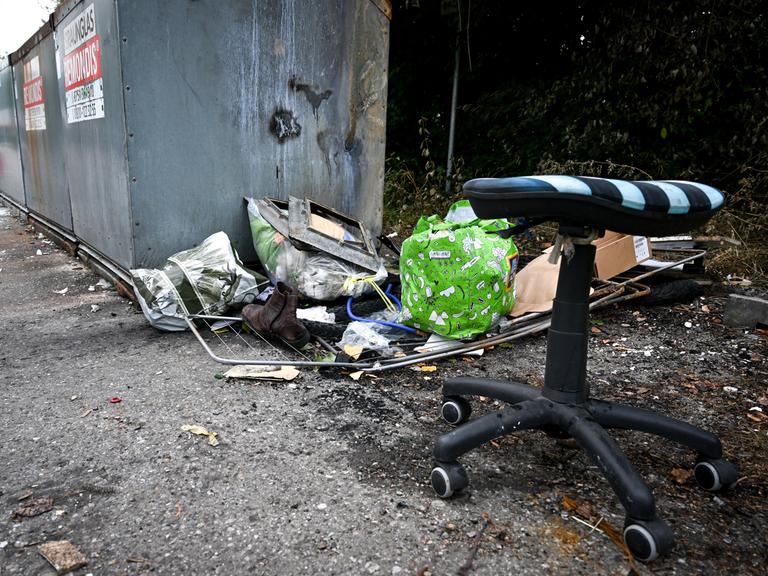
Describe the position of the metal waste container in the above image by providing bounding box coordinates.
[52,0,390,270]
[0,57,25,208]
[12,23,73,232]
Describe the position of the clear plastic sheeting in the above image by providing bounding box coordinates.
[131,231,263,331]
[247,198,386,301]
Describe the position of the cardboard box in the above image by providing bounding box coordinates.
[592,231,652,280]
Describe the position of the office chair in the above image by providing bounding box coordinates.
[429,175,736,562]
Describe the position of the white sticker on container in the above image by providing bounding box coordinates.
[633,236,650,261]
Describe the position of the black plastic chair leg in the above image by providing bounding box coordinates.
[586,399,723,459]
[443,377,540,404]
[557,405,656,521]
[433,399,552,462]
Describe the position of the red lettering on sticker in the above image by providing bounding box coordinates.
[63,35,102,90]
[23,76,44,108]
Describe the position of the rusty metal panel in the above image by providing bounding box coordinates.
[0,57,25,206]
[12,25,73,231]
[117,0,389,268]
[53,0,133,268]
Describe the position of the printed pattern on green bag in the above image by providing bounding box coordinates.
[399,200,519,339]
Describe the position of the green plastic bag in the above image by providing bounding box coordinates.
[398,201,519,339]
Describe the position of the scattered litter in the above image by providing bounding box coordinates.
[36,249,42,256]
[181,424,219,446]
[38,540,87,574]
[750,406,764,412]
[17,490,33,501]
[723,386,739,394]
[108,397,122,404]
[11,497,54,521]
[131,231,264,331]
[684,321,693,328]
[414,333,484,357]
[37,233,44,239]
[747,411,767,423]
[297,306,335,324]
[70,395,78,401]
[53,287,68,295]
[223,365,299,381]
[316,503,328,510]
[339,322,392,354]
[95,279,111,289]
[90,305,100,313]
[88,285,95,292]
[209,319,238,333]
[349,371,364,381]
[127,556,154,565]
[0,541,7,549]
[248,197,385,300]
[80,409,92,418]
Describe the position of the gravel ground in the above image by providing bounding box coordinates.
[1,204,767,575]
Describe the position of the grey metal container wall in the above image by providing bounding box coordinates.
[53,0,390,270]
[0,57,26,208]
[12,24,73,232]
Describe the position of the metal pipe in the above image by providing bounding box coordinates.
[444,32,461,194]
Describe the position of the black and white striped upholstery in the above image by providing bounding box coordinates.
[464,175,724,236]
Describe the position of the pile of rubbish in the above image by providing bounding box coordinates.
[130,195,709,372]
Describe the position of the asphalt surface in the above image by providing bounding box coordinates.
[1,204,766,575]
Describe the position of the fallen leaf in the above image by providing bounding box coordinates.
[590,326,602,334]
[747,412,767,423]
[701,305,711,313]
[343,344,363,360]
[181,425,219,446]
[12,497,54,521]
[175,502,183,519]
[562,496,636,569]
[670,468,692,485]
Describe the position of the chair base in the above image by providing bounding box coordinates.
[431,376,737,561]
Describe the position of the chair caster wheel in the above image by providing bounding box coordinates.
[694,457,738,492]
[440,396,471,426]
[623,517,674,562]
[430,462,468,498]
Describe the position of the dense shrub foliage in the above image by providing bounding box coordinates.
[385,0,767,275]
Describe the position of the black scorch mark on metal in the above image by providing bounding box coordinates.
[270,108,301,142]
[289,76,332,117]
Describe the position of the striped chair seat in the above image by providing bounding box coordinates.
[463,175,724,236]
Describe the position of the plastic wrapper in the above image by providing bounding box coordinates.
[399,200,519,339]
[131,231,264,331]
[247,198,386,301]
[338,321,401,357]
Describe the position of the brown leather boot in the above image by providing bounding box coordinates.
[270,283,310,347]
[241,282,310,348]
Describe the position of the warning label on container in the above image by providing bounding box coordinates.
[62,4,105,123]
